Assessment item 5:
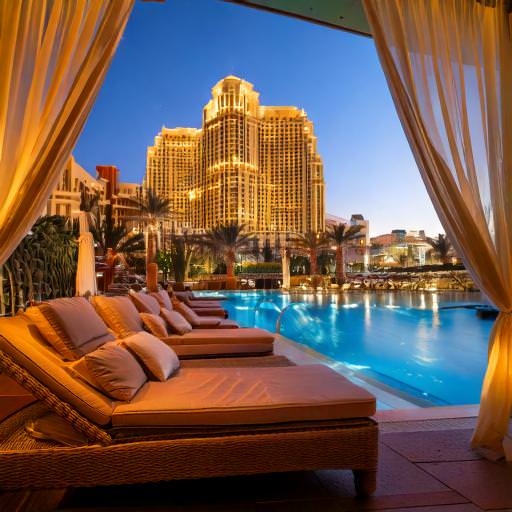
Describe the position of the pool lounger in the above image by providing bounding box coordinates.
[0,311,378,497]
[92,294,274,359]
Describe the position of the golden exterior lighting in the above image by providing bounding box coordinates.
[145,76,325,238]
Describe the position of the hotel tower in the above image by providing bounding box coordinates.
[145,76,325,239]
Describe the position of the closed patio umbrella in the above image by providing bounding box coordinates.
[76,211,97,297]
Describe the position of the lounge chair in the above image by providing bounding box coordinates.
[0,305,378,497]
[166,291,228,318]
[92,294,274,358]
[173,289,228,302]
[130,291,237,329]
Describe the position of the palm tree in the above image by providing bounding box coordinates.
[326,223,364,283]
[90,205,144,291]
[202,222,255,288]
[133,188,171,262]
[169,231,202,287]
[132,189,171,288]
[292,231,329,276]
[427,233,452,265]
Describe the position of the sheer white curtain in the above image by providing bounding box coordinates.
[363,0,512,458]
[0,0,134,266]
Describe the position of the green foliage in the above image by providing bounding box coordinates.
[262,239,273,262]
[133,188,171,221]
[427,233,452,264]
[202,222,256,255]
[290,255,310,276]
[90,204,144,256]
[236,262,281,274]
[213,261,227,274]
[170,237,187,283]
[156,250,173,282]
[291,230,329,253]
[326,222,364,247]
[1,216,77,315]
[168,232,201,283]
[318,253,335,275]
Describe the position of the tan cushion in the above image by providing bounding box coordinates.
[0,316,115,425]
[162,327,274,358]
[218,319,239,329]
[121,331,180,381]
[92,295,143,338]
[112,365,376,427]
[172,343,273,358]
[140,313,168,338]
[25,306,76,361]
[129,291,161,315]
[82,342,147,401]
[192,307,226,318]
[160,308,192,335]
[151,290,173,311]
[163,327,274,346]
[30,298,114,360]
[174,302,220,328]
[186,300,222,308]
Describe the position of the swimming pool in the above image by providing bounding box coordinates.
[200,290,493,406]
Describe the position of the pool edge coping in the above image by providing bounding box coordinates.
[274,334,480,417]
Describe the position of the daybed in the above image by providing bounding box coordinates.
[0,298,378,499]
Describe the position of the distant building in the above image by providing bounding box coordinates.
[326,213,370,272]
[96,165,141,228]
[345,214,370,271]
[145,75,325,239]
[370,229,435,268]
[325,213,348,228]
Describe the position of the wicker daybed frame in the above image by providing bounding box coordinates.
[0,348,378,499]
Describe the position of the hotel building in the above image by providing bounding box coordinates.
[145,76,325,239]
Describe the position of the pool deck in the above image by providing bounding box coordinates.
[0,345,509,511]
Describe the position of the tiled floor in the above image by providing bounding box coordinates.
[47,414,510,512]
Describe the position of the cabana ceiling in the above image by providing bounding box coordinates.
[224,0,371,36]
[142,0,371,37]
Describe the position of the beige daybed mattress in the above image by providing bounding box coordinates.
[112,365,375,427]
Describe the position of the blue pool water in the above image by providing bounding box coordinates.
[200,290,493,406]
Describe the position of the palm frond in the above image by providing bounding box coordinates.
[326,223,364,247]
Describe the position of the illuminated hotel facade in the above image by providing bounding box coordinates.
[145,76,325,239]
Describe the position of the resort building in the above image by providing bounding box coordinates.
[45,158,141,226]
[45,156,107,219]
[145,76,325,239]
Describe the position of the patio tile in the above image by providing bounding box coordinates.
[381,429,481,462]
[62,472,330,510]
[419,460,512,510]
[318,444,449,498]
[255,493,472,512]
[378,505,483,512]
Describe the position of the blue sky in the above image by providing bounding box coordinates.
[74,0,443,237]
